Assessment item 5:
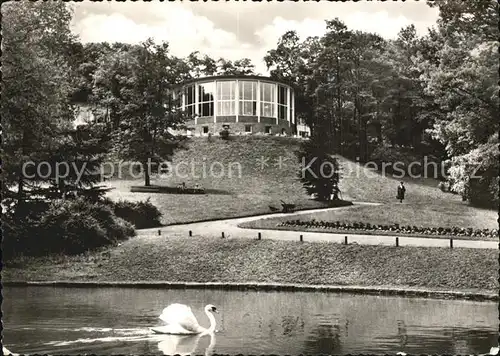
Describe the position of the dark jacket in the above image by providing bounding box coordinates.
[397,185,406,200]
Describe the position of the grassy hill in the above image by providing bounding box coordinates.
[106,136,327,224]
[105,136,497,228]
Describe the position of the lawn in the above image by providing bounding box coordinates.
[103,136,497,229]
[331,156,498,229]
[240,218,497,241]
[104,136,327,225]
[240,202,498,239]
[3,233,497,294]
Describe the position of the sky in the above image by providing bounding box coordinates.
[71,1,439,75]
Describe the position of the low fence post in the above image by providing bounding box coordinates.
[158,229,161,236]
[396,237,399,247]
[189,230,192,237]
[300,235,303,242]
[344,236,348,245]
[450,238,453,249]
[258,232,261,240]
[221,232,225,239]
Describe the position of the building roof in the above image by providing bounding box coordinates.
[178,75,294,88]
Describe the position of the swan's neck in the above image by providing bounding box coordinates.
[204,310,216,334]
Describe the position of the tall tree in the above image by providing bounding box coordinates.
[2,1,76,214]
[298,130,340,202]
[97,39,188,186]
[421,0,498,206]
[216,58,256,75]
[186,51,218,78]
[264,30,321,137]
[264,30,303,83]
[65,42,113,104]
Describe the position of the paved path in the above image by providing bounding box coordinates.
[138,202,498,250]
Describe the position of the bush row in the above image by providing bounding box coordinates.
[277,219,499,238]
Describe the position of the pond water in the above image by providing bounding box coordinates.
[2,287,497,355]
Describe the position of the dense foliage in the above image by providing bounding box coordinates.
[265,1,498,207]
[297,131,340,201]
[2,3,111,211]
[3,199,135,258]
[105,198,163,229]
[94,40,189,186]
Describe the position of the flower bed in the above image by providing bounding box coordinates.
[277,220,499,238]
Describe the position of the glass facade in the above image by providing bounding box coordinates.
[198,82,214,117]
[184,85,195,116]
[217,81,236,116]
[277,85,287,120]
[239,81,257,116]
[260,82,275,117]
[180,78,293,124]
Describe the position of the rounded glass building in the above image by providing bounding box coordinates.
[176,75,296,136]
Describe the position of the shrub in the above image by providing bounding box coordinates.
[38,198,135,255]
[110,198,162,229]
[2,215,37,258]
[44,212,109,255]
[438,181,448,192]
[3,198,136,257]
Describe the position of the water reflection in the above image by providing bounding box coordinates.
[157,332,216,356]
[2,287,497,355]
[305,322,343,354]
[397,320,408,348]
[281,315,303,336]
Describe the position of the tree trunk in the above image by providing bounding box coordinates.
[144,161,151,186]
[336,56,343,155]
[337,89,342,154]
[16,129,28,217]
[16,176,25,218]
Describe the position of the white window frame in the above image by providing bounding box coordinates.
[260,82,276,118]
[239,81,257,117]
[277,85,288,122]
[216,80,236,117]
[198,82,215,117]
[184,84,196,119]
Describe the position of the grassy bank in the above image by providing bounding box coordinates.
[102,136,497,228]
[3,233,497,294]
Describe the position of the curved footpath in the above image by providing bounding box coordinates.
[139,202,498,249]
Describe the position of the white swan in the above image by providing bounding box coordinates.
[151,303,218,335]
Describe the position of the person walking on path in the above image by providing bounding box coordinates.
[330,183,342,201]
[397,181,406,203]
